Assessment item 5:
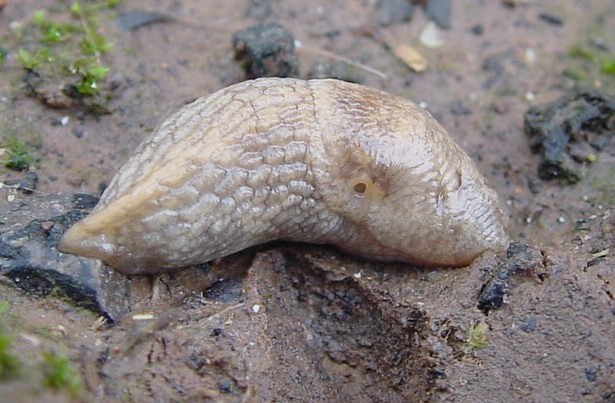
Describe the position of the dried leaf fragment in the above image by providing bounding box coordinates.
[392,44,427,73]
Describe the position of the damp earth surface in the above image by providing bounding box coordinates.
[0,1,613,402]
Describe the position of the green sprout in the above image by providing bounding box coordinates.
[465,321,488,352]
[41,350,82,397]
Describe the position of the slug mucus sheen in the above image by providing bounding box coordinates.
[59,78,510,274]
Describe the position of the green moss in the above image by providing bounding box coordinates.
[465,322,488,352]
[16,0,119,105]
[0,334,20,380]
[2,137,34,171]
[0,303,21,380]
[41,350,82,397]
[569,45,595,62]
[567,43,615,84]
[600,58,615,76]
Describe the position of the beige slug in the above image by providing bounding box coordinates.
[59,78,509,275]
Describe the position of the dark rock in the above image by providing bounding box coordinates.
[218,379,233,394]
[0,194,130,321]
[524,89,615,184]
[538,13,563,26]
[470,24,483,36]
[449,100,472,116]
[3,172,38,194]
[477,280,506,313]
[481,53,506,89]
[72,193,99,210]
[584,366,598,382]
[202,279,244,303]
[376,0,414,27]
[477,242,541,314]
[425,0,452,30]
[232,22,299,78]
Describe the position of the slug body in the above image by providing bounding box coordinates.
[59,78,509,274]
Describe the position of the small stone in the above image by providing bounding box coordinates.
[425,0,452,30]
[520,317,538,332]
[538,13,563,26]
[449,101,472,116]
[51,116,69,126]
[376,0,414,27]
[470,24,483,36]
[218,379,233,394]
[584,366,598,382]
[523,47,537,65]
[419,21,444,48]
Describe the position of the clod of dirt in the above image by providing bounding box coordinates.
[232,22,299,79]
[0,194,130,321]
[524,88,615,184]
[425,0,452,29]
[477,242,543,314]
[376,0,414,27]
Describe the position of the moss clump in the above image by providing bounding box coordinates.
[41,350,82,397]
[0,334,20,379]
[15,1,120,111]
[1,137,35,171]
[567,43,615,87]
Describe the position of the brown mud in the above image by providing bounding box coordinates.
[0,1,613,402]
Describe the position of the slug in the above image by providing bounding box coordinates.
[58,78,510,275]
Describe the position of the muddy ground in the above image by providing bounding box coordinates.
[0,0,614,402]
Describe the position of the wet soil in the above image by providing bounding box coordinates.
[0,0,613,402]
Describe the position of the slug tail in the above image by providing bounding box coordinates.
[58,216,120,265]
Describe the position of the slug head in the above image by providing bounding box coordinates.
[317,118,510,268]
